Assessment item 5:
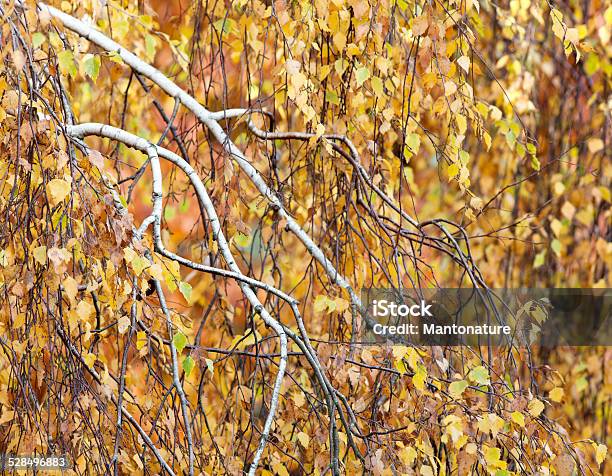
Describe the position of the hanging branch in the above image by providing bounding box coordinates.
[67,123,288,476]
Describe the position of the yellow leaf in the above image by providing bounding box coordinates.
[314,295,333,313]
[230,330,263,350]
[468,365,490,385]
[315,123,326,137]
[47,247,71,267]
[412,364,427,391]
[117,314,130,334]
[420,465,434,476]
[136,331,147,350]
[0,410,15,425]
[550,8,565,34]
[179,281,192,303]
[483,131,492,150]
[444,81,457,96]
[412,15,428,36]
[148,263,164,281]
[448,163,459,181]
[528,398,545,417]
[334,297,349,313]
[88,150,104,168]
[297,431,310,448]
[457,55,470,72]
[404,347,421,370]
[63,275,78,304]
[83,353,96,368]
[466,442,478,454]
[595,443,607,465]
[124,247,137,264]
[233,232,250,248]
[33,245,47,265]
[355,66,370,87]
[455,114,467,135]
[399,446,417,465]
[470,196,483,211]
[511,411,525,427]
[12,49,26,71]
[332,31,347,51]
[587,138,604,153]
[549,387,564,403]
[566,27,579,44]
[320,64,332,80]
[489,105,502,121]
[371,76,384,98]
[76,300,95,320]
[272,463,290,476]
[484,446,506,470]
[392,345,409,360]
[561,201,576,220]
[46,178,71,207]
[478,413,505,438]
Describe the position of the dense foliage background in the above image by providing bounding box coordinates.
[0,0,610,474]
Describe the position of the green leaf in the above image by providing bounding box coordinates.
[234,232,250,248]
[468,365,490,385]
[405,133,420,155]
[83,53,101,82]
[145,34,157,62]
[179,281,192,303]
[57,50,77,78]
[213,18,235,34]
[131,256,148,276]
[355,66,370,87]
[449,379,469,399]
[32,32,45,49]
[325,90,340,105]
[551,239,562,257]
[584,54,600,76]
[173,332,188,354]
[371,76,384,98]
[334,58,348,75]
[183,355,195,376]
[533,250,546,268]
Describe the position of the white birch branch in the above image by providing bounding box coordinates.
[68,123,296,305]
[40,2,364,314]
[67,123,287,476]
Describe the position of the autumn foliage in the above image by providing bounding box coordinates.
[0,0,610,474]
